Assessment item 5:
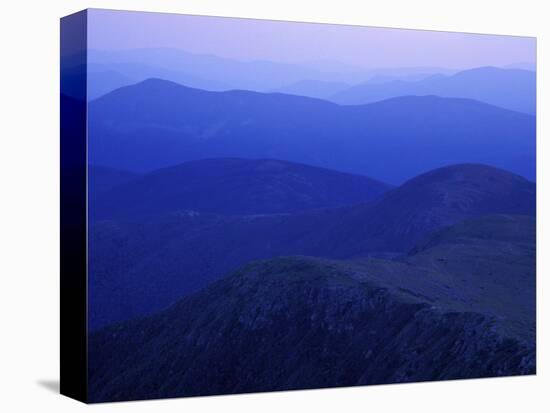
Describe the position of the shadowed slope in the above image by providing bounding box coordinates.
[92,158,391,218]
[323,163,536,254]
[89,164,535,328]
[89,246,535,402]
[88,165,140,194]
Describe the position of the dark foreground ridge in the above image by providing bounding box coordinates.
[89,250,535,402]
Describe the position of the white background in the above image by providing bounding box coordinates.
[0,0,548,411]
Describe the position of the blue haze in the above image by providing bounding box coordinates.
[80,9,537,402]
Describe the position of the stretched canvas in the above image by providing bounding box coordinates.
[60,8,537,403]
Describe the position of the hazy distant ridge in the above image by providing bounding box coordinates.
[88,78,536,183]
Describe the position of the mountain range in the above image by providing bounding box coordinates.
[65,48,536,113]
[87,48,462,94]
[88,211,535,401]
[332,67,536,114]
[88,162,535,329]
[80,50,537,399]
[61,48,536,110]
[87,48,357,92]
[270,72,441,101]
[55,18,543,402]
[88,79,536,183]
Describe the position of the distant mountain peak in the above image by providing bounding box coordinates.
[134,77,198,90]
[404,163,532,186]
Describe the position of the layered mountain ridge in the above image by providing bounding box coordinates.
[83,55,537,402]
[88,79,536,183]
[332,66,536,114]
[89,162,535,329]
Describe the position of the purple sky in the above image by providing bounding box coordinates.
[87,8,536,69]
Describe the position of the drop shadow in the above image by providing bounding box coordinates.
[37,379,60,394]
